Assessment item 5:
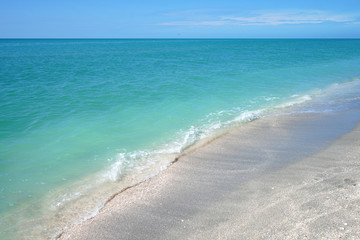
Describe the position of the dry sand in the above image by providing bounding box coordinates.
[59,109,360,240]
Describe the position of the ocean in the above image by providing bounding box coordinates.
[1,39,360,239]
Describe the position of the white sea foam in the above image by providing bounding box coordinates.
[232,110,263,123]
[264,96,280,101]
[276,95,312,109]
[103,108,265,183]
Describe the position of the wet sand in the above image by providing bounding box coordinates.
[59,109,360,240]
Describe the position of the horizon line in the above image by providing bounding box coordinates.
[1,37,360,40]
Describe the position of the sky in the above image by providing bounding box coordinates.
[0,0,360,38]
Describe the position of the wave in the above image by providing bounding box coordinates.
[103,78,360,187]
[102,94,315,185]
[276,95,312,108]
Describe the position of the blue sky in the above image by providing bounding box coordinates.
[1,0,360,38]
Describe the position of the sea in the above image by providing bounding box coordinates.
[1,39,360,239]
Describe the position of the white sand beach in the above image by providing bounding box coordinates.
[59,108,360,240]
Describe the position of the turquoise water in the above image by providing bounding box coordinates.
[1,39,360,239]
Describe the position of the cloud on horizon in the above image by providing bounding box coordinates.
[159,10,358,26]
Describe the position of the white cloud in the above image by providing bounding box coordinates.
[159,10,357,26]
[160,21,227,26]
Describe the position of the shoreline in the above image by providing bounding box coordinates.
[59,107,360,239]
